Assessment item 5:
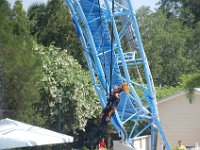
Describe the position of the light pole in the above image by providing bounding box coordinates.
[56,93,62,133]
[56,93,62,150]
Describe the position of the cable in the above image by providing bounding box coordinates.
[97,0,108,96]
[109,0,115,98]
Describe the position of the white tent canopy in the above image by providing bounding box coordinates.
[0,118,73,149]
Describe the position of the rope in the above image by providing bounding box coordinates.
[109,0,115,98]
[97,0,108,96]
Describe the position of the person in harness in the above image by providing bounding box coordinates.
[93,82,130,145]
[101,82,130,121]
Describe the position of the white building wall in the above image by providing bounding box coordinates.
[133,135,150,150]
[113,141,134,150]
[113,135,150,150]
[157,92,200,149]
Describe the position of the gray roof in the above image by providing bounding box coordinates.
[158,88,200,104]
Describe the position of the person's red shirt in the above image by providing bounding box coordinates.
[98,138,106,149]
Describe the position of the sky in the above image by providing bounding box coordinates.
[133,0,159,10]
[7,0,160,11]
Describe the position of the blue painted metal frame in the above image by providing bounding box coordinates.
[65,0,170,149]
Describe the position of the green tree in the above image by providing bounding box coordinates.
[185,22,200,69]
[33,44,100,132]
[12,0,30,36]
[26,3,46,37]
[28,0,86,67]
[0,0,12,47]
[157,1,200,95]
[0,0,12,119]
[137,7,193,86]
[181,74,200,102]
[136,7,163,84]
[0,0,42,124]
[159,0,200,26]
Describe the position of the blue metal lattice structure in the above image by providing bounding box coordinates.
[65,0,170,149]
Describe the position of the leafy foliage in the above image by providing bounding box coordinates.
[155,86,183,100]
[180,74,200,102]
[158,0,200,101]
[0,0,42,124]
[27,0,86,67]
[137,7,195,86]
[33,44,100,131]
[160,0,200,26]
[185,22,200,69]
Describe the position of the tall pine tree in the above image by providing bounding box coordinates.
[1,0,42,124]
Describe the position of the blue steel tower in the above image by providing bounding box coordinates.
[65,0,170,149]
